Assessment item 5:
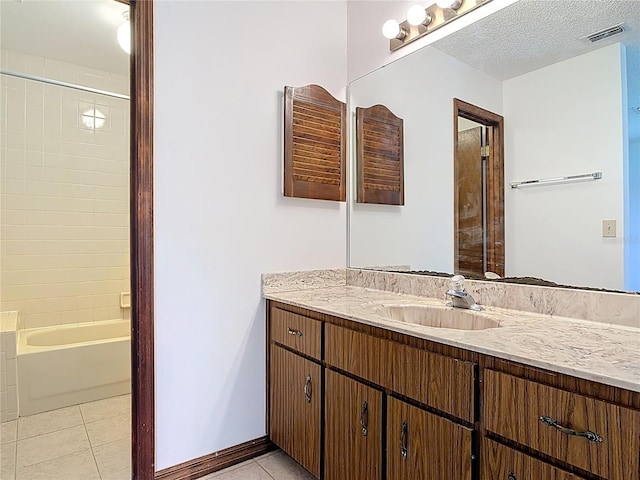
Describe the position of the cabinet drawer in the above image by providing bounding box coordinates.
[482,438,584,479]
[484,370,640,480]
[325,324,476,422]
[270,307,321,360]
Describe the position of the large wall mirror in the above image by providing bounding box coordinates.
[348,0,640,293]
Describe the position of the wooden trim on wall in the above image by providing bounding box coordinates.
[453,98,505,278]
[130,1,155,479]
[155,437,275,480]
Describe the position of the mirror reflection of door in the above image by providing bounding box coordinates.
[457,121,485,277]
[454,99,505,279]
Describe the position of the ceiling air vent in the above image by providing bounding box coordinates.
[583,23,626,43]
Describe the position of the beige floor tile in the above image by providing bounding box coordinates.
[213,461,273,480]
[17,405,83,440]
[79,394,131,424]
[15,448,100,480]
[255,450,315,480]
[196,459,257,480]
[100,467,131,480]
[85,412,130,447]
[1,441,16,480]
[16,425,89,469]
[93,437,131,476]
[1,420,17,444]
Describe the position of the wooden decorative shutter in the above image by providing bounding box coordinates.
[356,105,404,205]
[284,85,346,202]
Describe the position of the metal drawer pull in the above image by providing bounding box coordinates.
[287,327,303,337]
[400,421,408,459]
[360,401,368,437]
[539,416,603,443]
[304,374,312,403]
[508,473,516,480]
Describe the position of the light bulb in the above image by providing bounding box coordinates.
[407,5,427,26]
[436,0,463,9]
[382,19,402,39]
[117,14,131,55]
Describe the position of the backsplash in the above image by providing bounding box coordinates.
[347,269,640,328]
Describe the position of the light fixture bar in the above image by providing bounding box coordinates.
[389,0,493,51]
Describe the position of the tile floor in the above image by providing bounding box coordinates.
[1,395,313,480]
[1,394,131,480]
[199,451,316,480]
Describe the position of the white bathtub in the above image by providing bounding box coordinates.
[17,319,131,416]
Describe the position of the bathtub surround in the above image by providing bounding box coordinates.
[262,268,640,392]
[1,311,19,423]
[0,49,130,331]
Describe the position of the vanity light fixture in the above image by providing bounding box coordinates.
[117,10,131,55]
[436,0,463,10]
[382,19,407,40]
[383,0,493,51]
[406,4,433,27]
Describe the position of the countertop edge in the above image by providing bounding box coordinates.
[264,291,640,394]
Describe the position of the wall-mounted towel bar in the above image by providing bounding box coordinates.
[510,171,602,189]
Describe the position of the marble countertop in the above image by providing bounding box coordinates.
[264,285,640,393]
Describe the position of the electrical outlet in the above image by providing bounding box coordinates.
[602,220,616,238]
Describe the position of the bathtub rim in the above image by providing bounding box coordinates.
[18,318,131,355]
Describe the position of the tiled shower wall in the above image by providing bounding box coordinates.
[0,49,130,330]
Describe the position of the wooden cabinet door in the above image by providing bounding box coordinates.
[387,396,473,480]
[482,438,585,479]
[325,369,383,480]
[269,344,321,478]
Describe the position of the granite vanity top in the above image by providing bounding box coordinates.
[263,282,640,393]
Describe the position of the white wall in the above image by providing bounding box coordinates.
[154,1,347,470]
[349,46,502,272]
[503,44,626,289]
[0,49,130,329]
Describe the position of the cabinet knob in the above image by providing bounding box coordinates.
[400,421,408,459]
[304,374,312,403]
[287,327,303,337]
[508,473,516,480]
[360,401,368,437]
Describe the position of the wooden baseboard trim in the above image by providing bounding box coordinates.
[154,436,275,480]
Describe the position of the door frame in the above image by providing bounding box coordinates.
[453,98,504,278]
[130,1,155,478]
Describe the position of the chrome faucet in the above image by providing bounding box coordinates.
[446,275,483,311]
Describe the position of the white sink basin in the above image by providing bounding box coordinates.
[379,304,499,330]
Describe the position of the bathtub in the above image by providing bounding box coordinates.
[17,319,131,416]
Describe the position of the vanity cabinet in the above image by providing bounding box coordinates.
[266,300,640,480]
[324,370,383,480]
[387,396,472,479]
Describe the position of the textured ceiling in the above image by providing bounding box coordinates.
[432,0,640,81]
[0,0,129,77]
[433,0,640,140]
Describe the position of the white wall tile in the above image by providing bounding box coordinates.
[1,50,130,329]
